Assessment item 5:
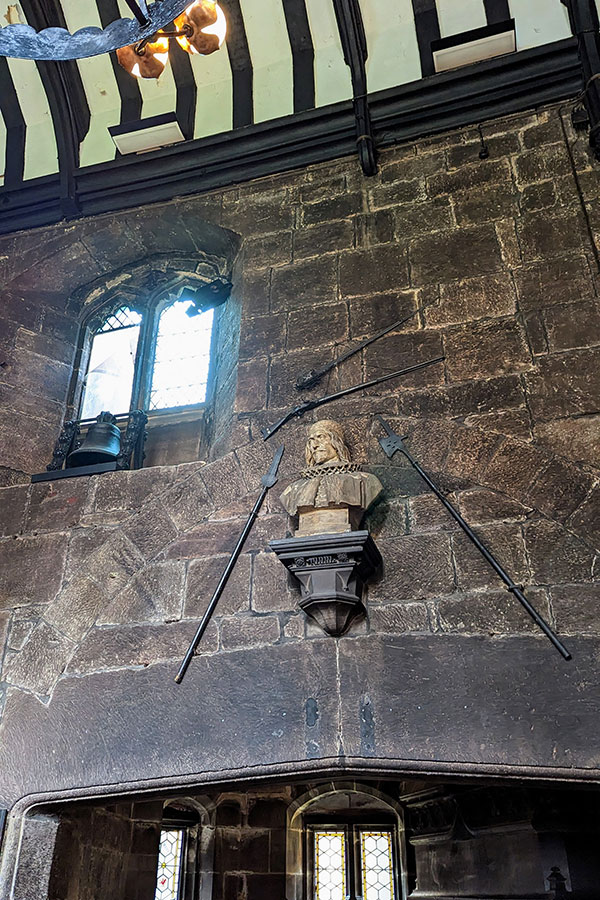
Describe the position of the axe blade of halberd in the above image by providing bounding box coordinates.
[376,415,408,459]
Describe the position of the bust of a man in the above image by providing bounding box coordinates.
[279,420,383,536]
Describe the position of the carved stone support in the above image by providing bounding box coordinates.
[46,420,79,471]
[269,530,382,636]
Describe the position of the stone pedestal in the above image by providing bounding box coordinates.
[269,530,382,636]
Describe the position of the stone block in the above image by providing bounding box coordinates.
[568,484,600,551]
[513,256,593,311]
[512,145,570,184]
[15,326,75,366]
[495,219,521,267]
[519,181,557,212]
[368,180,426,210]
[437,588,550,634]
[397,374,525,420]
[85,533,145,600]
[409,226,502,284]
[524,519,595,583]
[98,561,186,625]
[525,348,600,420]
[4,621,74,694]
[452,184,516,225]
[381,151,445,182]
[239,312,286,361]
[357,209,395,246]
[367,498,408,541]
[161,470,214,532]
[295,220,355,259]
[300,175,346,204]
[67,620,215,674]
[271,257,338,312]
[339,245,410,297]
[516,211,586,260]
[543,299,600,351]
[365,329,444,386]
[349,290,418,337]
[123,499,179,560]
[369,534,454,603]
[243,231,292,269]
[407,494,457,532]
[428,159,511,196]
[302,191,362,225]
[93,467,176,521]
[26,478,89,533]
[283,613,304,640]
[527,457,592,523]
[445,428,503,484]
[523,312,547,355]
[267,347,332,409]
[12,814,60,900]
[551,584,600,634]
[235,356,268,413]
[482,437,550,498]
[287,303,348,352]
[452,523,529,591]
[200,453,248,510]
[428,274,517,326]
[368,602,430,634]
[220,615,280,650]
[251,552,296,613]
[2,347,71,404]
[445,320,532,381]
[464,408,532,440]
[533,416,600,469]
[446,133,520,169]
[0,485,28,536]
[221,193,294,236]
[44,576,106,641]
[185,553,251,617]
[521,117,564,148]
[0,533,67,609]
[457,489,530,525]
[238,267,270,317]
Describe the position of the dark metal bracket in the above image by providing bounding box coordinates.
[332,0,377,175]
[562,0,600,158]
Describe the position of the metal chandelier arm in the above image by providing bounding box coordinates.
[0,0,192,60]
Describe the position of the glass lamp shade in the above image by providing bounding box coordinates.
[116,36,170,78]
[175,0,226,55]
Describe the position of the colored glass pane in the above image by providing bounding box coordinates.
[361,830,394,900]
[314,830,346,900]
[154,828,184,900]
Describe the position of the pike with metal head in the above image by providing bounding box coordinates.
[174,444,285,684]
[295,301,436,391]
[375,416,572,662]
[261,356,444,441]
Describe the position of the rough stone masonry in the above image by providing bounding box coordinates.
[0,102,599,817]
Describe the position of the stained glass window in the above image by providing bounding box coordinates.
[154,828,184,900]
[80,306,142,419]
[311,825,397,900]
[149,302,214,410]
[314,831,346,900]
[361,831,395,900]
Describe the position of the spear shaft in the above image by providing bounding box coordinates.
[376,416,571,662]
[174,445,284,683]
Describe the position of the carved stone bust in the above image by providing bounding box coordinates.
[279,419,383,536]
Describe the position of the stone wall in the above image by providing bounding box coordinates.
[0,100,600,892]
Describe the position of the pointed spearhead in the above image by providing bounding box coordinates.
[261,444,285,488]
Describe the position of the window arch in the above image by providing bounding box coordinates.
[286,783,410,900]
[77,283,226,421]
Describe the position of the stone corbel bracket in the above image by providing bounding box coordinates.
[269,530,382,637]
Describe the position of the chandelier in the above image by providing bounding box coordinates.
[0,0,226,78]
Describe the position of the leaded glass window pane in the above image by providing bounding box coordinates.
[314,830,346,900]
[149,301,214,410]
[80,307,141,419]
[361,830,394,900]
[154,828,184,900]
